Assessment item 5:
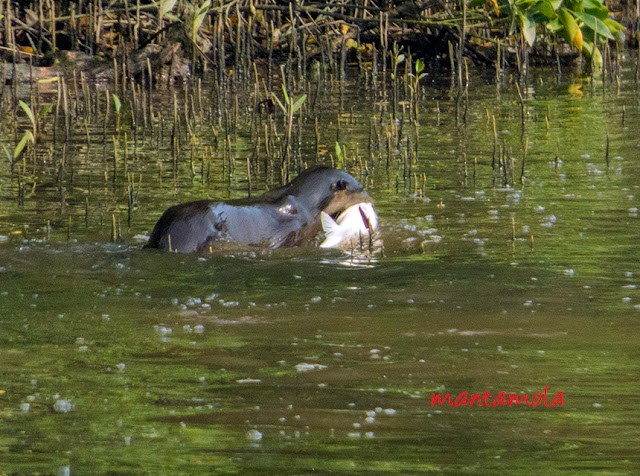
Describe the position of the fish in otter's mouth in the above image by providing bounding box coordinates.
[319,202,380,251]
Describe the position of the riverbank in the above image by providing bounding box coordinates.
[1,0,637,80]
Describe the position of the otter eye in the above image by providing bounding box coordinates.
[332,179,349,192]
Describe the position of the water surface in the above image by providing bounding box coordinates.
[1,59,640,473]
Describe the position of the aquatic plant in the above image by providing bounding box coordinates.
[157,0,179,27]
[483,0,625,70]
[408,59,427,124]
[187,0,212,75]
[0,0,630,76]
[8,101,38,163]
[113,93,122,134]
[334,141,345,169]
[272,82,307,176]
[9,130,34,163]
[390,42,405,120]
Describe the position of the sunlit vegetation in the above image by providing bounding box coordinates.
[0,0,633,74]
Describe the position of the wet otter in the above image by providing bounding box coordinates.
[144,166,373,253]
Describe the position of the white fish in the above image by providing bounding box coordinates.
[320,202,378,249]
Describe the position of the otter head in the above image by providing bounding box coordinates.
[288,166,371,218]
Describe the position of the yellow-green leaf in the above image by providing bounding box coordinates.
[558,8,580,51]
[281,84,290,106]
[518,11,537,47]
[18,100,36,128]
[37,76,59,84]
[3,144,12,162]
[590,45,603,72]
[163,12,181,22]
[271,92,285,114]
[574,12,614,40]
[158,0,178,19]
[13,131,35,160]
[335,141,342,159]
[292,94,307,114]
[112,94,122,114]
[39,104,53,118]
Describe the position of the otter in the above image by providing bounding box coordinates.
[144,166,373,253]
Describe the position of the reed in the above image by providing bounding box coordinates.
[127,173,141,228]
[520,138,527,185]
[491,115,497,169]
[111,213,117,242]
[0,0,635,250]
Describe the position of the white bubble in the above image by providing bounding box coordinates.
[53,399,74,413]
[247,429,263,441]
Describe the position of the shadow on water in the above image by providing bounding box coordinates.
[1,61,640,473]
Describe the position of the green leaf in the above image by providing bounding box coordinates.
[604,18,625,42]
[548,0,563,10]
[396,54,405,65]
[13,131,35,160]
[581,39,594,55]
[518,11,537,46]
[291,94,307,114]
[39,104,53,118]
[193,0,211,35]
[3,144,12,162]
[558,7,581,49]
[583,0,609,19]
[533,0,557,20]
[603,18,623,34]
[334,141,342,159]
[197,0,211,16]
[281,84,290,106]
[546,18,564,34]
[158,0,178,18]
[163,12,181,22]
[271,93,286,114]
[112,94,122,114]
[415,59,425,74]
[580,37,602,72]
[574,12,614,39]
[590,45,603,71]
[563,0,583,12]
[18,100,36,128]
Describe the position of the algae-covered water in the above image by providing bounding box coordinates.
[1,59,640,474]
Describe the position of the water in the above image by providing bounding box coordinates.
[1,59,640,473]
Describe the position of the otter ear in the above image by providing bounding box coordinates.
[331,179,349,192]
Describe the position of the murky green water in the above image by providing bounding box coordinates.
[1,58,640,474]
